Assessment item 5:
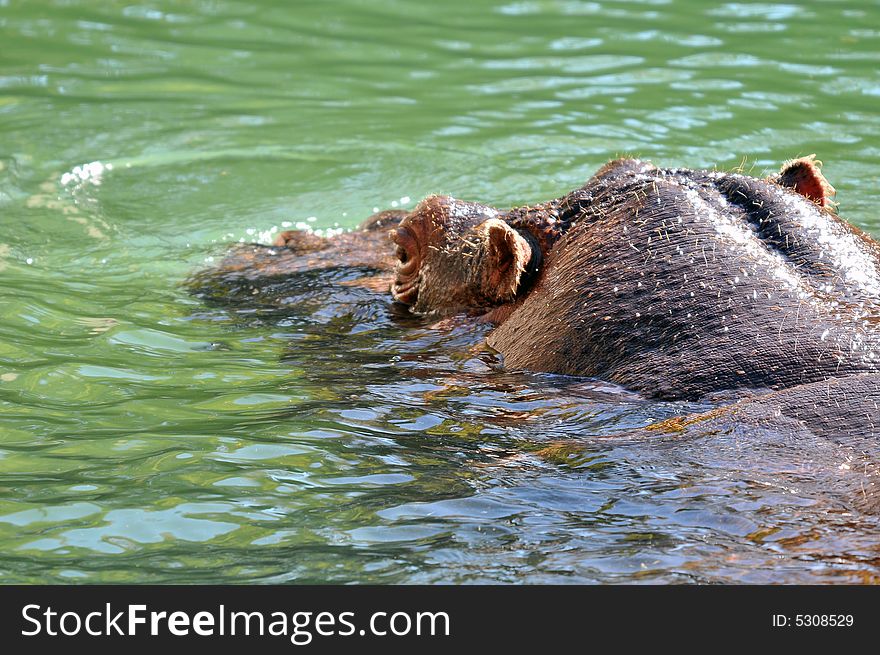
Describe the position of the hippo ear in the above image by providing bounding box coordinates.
[775,155,836,208]
[480,219,533,302]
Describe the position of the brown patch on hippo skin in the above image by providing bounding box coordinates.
[772,154,837,208]
[532,442,617,471]
[644,407,731,434]
[534,442,588,465]
[358,209,409,232]
[272,229,328,250]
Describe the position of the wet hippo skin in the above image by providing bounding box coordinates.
[390,157,880,400]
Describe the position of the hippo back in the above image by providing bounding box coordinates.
[488,162,880,399]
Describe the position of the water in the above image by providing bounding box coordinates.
[2,0,880,584]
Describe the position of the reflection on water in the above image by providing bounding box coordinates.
[2,0,880,583]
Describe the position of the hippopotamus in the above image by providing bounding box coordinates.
[383,156,880,464]
[194,156,880,462]
[388,157,878,389]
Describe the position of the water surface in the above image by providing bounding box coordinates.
[2,0,880,583]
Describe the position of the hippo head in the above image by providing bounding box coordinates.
[390,195,538,315]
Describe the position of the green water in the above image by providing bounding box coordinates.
[2,0,880,583]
